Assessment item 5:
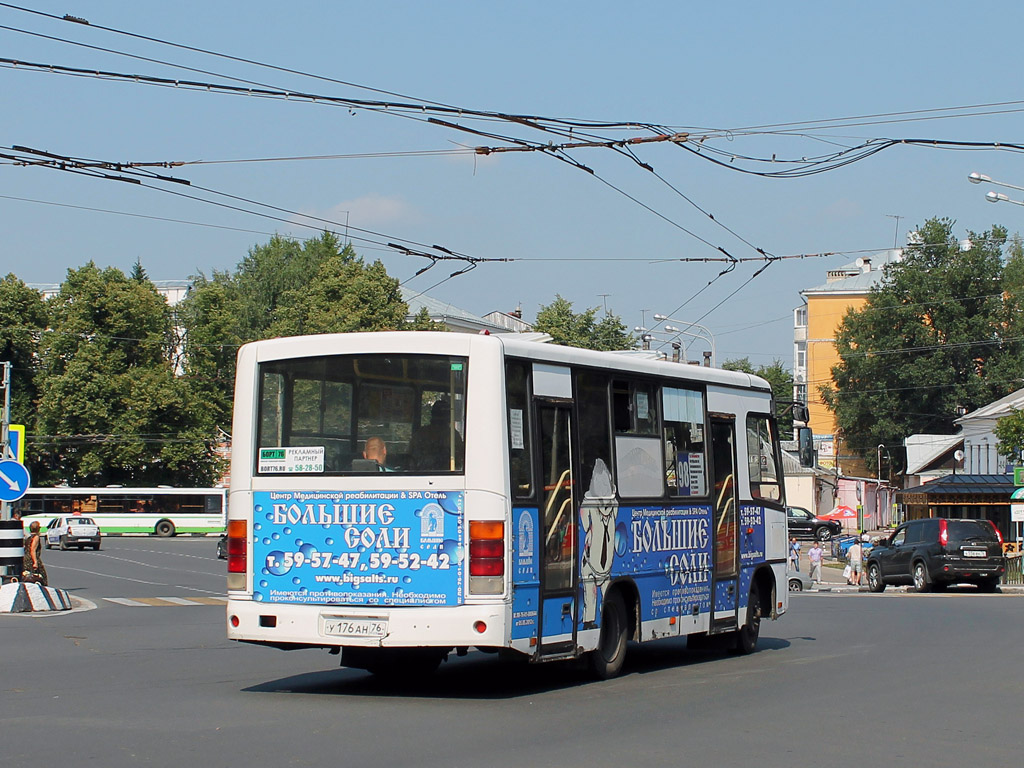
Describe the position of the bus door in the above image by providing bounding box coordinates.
[710,416,740,629]
[536,402,578,657]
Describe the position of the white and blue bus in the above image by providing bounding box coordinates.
[225,331,789,678]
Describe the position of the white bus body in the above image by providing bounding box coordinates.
[226,332,788,677]
[17,487,226,537]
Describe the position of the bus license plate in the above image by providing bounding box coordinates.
[320,616,388,638]
[963,550,986,558]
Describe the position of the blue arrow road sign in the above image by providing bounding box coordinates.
[0,460,30,502]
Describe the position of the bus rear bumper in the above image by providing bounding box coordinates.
[226,597,507,649]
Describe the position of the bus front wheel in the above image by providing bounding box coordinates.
[590,591,628,680]
[154,520,176,537]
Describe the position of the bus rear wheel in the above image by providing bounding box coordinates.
[590,591,628,680]
[154,520,176,537]
[732,583,761,655]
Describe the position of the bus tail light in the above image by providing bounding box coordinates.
[227,519,247,590]
[469,520,504,595]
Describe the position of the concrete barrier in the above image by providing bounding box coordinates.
[0,581,72,613]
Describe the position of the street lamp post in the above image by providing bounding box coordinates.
[969,172,1024,207]
[652,314,717,367]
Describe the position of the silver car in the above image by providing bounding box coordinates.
[787,570,814,592]
[44,515,102,551]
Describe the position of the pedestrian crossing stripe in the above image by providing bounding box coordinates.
[103,596,227,607]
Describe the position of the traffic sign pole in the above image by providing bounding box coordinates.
[1,361,11,579]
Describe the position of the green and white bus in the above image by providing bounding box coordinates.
[15,487,227,537]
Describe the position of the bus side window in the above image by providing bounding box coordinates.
[577,372,612,499]
[505,362,533,498]
[663,387,707,498]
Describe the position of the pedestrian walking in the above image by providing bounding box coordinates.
[22,520,47,586]
[847,539,863,586]
[808,541,824,583]
[788,537,801,572]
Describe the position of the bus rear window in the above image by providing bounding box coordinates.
[256,354,467,475]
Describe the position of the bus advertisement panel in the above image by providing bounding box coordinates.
[251,490,463,606]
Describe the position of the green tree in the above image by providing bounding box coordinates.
[534,295,632,350]
[994,409,1024,462]
[0,274,47,431]
[34,263,223,485]
[179,232,437,431]
[269,245,410,336]
[822,217,1022,474]
[723,357,795,436]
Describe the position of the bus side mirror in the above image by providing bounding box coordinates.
[793,403,809,424]
[797,427,814,468]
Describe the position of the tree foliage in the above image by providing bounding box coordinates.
[722,357,795,436]
[33,263,224,486]
[0,274,47,429]
[822,218,1024,473]
[994,409,1024,461]
[534,295,632,351]
[178,232,431,431]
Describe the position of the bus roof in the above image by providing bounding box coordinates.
[241,331,774,395]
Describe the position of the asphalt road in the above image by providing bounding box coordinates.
[2,538,1022,768]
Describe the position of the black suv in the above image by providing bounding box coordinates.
[865,518,1006,593]
[786,506,841,541]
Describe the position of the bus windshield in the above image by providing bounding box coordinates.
[256,353,467,475]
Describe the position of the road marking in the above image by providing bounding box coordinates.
[103,596,227,607]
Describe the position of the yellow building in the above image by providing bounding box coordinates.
[793,251,899,468]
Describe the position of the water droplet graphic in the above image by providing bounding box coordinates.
[403,576,413,584]
[254,505,263,514]
[325,537,335,546]
[292,577,302,585]
[438,539,464,564]
[259,580,268,588]
[614,522,628,557]
[266,550,290,576]
[283,527,292,536]
[253,523,262,532]
[299,542,317,558]
[271,532,280,541]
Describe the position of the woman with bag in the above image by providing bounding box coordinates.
[22,520,48,586]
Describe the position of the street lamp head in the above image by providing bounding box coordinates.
[664,325,679,332]
[653,314,668,321]
[968,172,991,185]
[986,191,1008,204]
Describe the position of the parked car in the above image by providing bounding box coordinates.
[787,570,813,592]
[787,506,841,541]
[216,533,227,560]
[43,515,101,551]
[865,518,1006,593]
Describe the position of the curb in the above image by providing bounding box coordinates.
[0,582,73,613]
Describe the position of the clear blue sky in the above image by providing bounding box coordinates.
[4,1,1024,365]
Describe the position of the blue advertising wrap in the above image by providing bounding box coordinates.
[251,490,464,607]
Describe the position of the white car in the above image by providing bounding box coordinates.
[43,515,102,551]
